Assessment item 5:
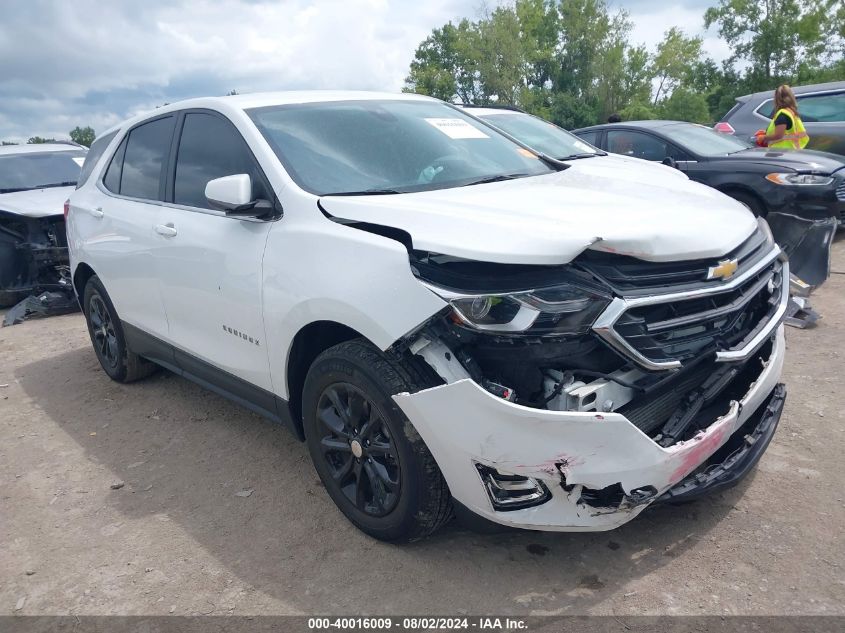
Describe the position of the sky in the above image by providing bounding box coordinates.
[0,0,724,142]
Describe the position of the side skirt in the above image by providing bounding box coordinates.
[122,322,301,439]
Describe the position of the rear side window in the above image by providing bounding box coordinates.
[174,113,268,209]
[116,116,175,200]
[607,130,669,161]
[798,92,845,122]
[76,131,117,189]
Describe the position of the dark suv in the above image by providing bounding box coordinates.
[716,81,845,156]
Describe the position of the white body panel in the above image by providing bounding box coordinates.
[152,206,275,391]
[394,327,785,531]
[320,159,758,265]
[69,185,170,338]
[0,187,75,218]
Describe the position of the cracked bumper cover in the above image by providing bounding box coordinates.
[393,326,785,531]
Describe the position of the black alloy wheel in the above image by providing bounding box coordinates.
[316,382,401,517]
[88,293,119,370]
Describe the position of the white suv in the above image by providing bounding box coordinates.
[68,92,788,541]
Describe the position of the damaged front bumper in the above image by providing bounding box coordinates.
[394,326,785,531]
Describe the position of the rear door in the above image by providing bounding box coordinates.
[74,115,175,340]
[153,109,277,395]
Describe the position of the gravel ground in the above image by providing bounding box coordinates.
[1,240,844,617]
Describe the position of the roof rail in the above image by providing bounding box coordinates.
[460,103,527,114]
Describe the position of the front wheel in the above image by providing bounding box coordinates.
[302,340,452,542]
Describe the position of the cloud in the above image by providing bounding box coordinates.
[0,0,477,141]
[0,0,729,142]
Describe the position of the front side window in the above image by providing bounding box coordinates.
[481,113,598,160]
[607,130,669,161]
[0,149,86,193]
[798,92,845,122]
[248,99,552,196]
[660,123,752,157]
[174,113,267,209]
[118,116,175,200]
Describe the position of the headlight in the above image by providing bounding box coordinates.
[427,283,609,335]
[766,173,833,186]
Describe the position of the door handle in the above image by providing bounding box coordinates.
[154,223,177,237]
[89,207,104,219]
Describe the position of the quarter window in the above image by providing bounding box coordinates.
[576,131,599,147]
[119,116,175,200]
[77,131,117,189]
[174,113,267,209]
[102,137,126,194]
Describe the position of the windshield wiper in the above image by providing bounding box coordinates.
[460,172,533,187]
[31,181,78,189]
[323,188,404,196]
[558,152,603,160]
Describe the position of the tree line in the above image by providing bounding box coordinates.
[403,0,845,128]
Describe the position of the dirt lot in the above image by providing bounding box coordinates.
[2,242,845,617]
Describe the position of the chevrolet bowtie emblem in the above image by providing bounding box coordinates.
[707,258,739,280]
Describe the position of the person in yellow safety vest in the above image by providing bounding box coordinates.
[757,84,809,150]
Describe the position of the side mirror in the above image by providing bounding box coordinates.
[662,156,678,169]
[205,174,271,217]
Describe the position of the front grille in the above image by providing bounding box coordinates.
[837,179,845,202]
[577,226,770,295]
[614,261,781,365]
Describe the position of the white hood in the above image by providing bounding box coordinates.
[320,156,758,265]
[0,186,74,218]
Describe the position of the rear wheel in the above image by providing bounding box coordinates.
[303,339,452,542]
[83,276,157,383]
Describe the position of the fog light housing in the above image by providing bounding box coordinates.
[475,463,551,511]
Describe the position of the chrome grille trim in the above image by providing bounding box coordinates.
[836,179,845,202]
[592,244,784,371]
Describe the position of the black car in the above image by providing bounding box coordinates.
[573,120,844,286]
[573,120,845,222]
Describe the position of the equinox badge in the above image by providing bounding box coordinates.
[707,258,739,280]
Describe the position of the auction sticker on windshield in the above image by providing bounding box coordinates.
[425,118,490,139]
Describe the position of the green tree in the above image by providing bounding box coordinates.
[619,102,656,121]
[27,136,56,144]
[658,88,711,124]
[704,0,834,90]
[404,20,482,103]
[69,126,96,147]
[652,27,704,105]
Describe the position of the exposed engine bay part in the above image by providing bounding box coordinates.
[766,212,836,288]
[2,289,78,327]
[784,295,820,329]
[0,210,77,322]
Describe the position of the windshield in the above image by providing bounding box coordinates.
[480,112,599,159]
[0,150,86,193]
[248,99,553,195]
[661,123,752,156]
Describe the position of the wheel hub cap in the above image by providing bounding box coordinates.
[350,439,363,458]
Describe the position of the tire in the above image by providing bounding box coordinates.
[727,190,765,217]
[303,339,452,542]
[82,275,157,383]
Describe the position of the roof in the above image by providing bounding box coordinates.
[740,81,845,102]
[100,90,437,137]
[0,142,86,156]
[573,120,688,133]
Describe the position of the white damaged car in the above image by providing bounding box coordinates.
[67,92,787,541]
[0,143,86,308]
